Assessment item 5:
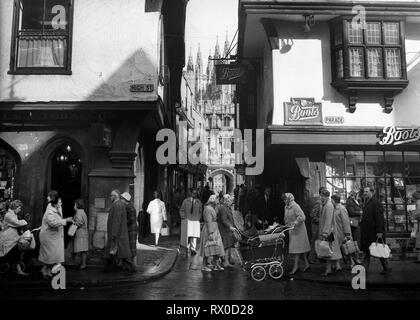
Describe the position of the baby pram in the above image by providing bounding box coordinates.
[0,227,40,275]
[234,224,294,281]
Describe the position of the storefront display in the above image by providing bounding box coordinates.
[326,150,420,234]
[0,146,17,208]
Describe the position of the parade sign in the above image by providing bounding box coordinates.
[378,126,420,145]
[215,64,246,84]
[284,98,323,126]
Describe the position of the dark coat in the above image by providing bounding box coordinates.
[360,197,385,254]
[346,197,362,217]
[217,205,236,249]
[126,202,137,258]
[105,199,131,259]
[255,195,280,225]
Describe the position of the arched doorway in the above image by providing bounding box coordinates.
[50,143,82,220]
[209,169,235,195]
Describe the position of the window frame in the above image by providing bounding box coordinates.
[325,150,420,235]
[8,0,74,75]
[331,17,407,82]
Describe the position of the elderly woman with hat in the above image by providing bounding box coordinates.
[282,193,311,275]
[199,195,225,271]
[217,194,237,268]
[0,199,29,275]
[412,191,420,263]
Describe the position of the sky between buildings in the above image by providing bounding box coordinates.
[185,0,239,69]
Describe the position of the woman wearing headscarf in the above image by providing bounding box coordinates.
[0,199,29,275]
[319,188,342,276]
[331,194,356,269]
[282,193,310,275]
[199,195,225,271]
[217,194,237,268]
[39,191,73,278]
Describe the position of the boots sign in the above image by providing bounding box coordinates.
[284,98,323,126]
[378,126,420,145]
[215,64,246,84]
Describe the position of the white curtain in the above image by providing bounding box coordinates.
[18,37,66,67]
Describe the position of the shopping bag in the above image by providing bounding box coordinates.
[315,240,333,258]
[341,239,359,255]
[161,223,170,236]
[369,238,391,259]
[67,224,78,237]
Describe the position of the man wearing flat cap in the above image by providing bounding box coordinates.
[121,192,138,264]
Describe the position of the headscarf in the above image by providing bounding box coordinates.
[284,193,295,207]
[222,194,234,206]
[206,194,218,205]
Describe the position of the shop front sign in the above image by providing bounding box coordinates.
[378,126,420,145]
[284,98,323,126]
[215,64,247,84]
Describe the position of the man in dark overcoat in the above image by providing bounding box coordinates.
[121,192,137,264]
[360,186,392,275]
[104,189,136,274]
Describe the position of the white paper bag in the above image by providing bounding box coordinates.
[68,224,78,237]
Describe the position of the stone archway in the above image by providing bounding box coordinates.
[208,168,235,195]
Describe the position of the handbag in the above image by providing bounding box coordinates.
[315,239,333,258]
[341,239,359,255]
[349,217,359,228]
[204,239,222,256]
[369,237,391,259]
[68,224,78,237]
[161,223,170,236]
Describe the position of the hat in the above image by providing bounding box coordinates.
[121,192,131,201]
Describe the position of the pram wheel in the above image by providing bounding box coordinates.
[0,262,10,274]
[12,261,25,273]
[251,265,266,282]
[269,263,283,279]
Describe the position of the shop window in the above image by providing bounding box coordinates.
[330,18,408,113]
[326,151,420,234]
[0,148,18,211]
[9,0,73,75]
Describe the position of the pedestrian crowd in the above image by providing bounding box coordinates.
[1,180,420,281]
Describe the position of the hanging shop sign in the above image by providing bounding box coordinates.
[284,98,323,126]
[378,126,420,146]
[324,116,344,124]
[215,64,247,84]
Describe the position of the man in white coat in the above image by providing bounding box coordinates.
[180,189,203,255]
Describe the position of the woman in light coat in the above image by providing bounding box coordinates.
[146,190,167,246]
[217,195,237,268]
[199,195,225,271]
[0,200,28,275]
[283,193,310,275]
[331,194,357,269]
[69,199,89,270]
[319,189,342,276]
[39,191,73,278]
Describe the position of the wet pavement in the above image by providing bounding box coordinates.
[2,248,420,300]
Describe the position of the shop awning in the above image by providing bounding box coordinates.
[268,126,381,146]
